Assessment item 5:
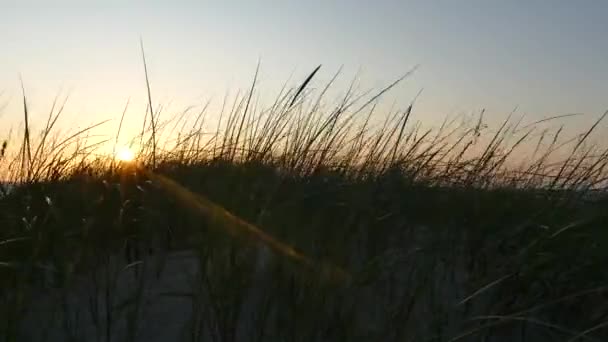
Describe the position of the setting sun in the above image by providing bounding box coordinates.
[115,146,135,162]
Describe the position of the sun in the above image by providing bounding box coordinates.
[115,146,135,162]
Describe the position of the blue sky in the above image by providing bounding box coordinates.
[1,1,607,143]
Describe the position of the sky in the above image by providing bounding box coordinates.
[1,0,607,149]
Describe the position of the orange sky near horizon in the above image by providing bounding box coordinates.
[1,1,607,164]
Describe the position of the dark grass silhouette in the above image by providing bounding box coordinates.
[1,66,608,341]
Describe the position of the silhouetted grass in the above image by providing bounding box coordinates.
[1,66,607,341]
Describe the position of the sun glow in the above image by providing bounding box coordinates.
[115,146,135,162]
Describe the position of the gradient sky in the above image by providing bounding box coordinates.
[1,1,607,146]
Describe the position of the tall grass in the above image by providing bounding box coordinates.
[1,65,607,341]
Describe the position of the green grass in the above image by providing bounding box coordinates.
[1,66,607,341]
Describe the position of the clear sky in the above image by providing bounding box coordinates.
[1,0,607,145]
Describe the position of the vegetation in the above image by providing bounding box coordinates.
[1,65,607,341]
